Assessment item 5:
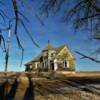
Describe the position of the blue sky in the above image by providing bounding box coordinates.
[0,0,100,72]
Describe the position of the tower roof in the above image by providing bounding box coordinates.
[43,40,53,51]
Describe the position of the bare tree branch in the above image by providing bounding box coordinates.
[75,51,100,63]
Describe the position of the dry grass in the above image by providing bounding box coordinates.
[0,72,100,100]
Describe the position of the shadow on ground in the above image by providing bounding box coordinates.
[23,74,35,100]
[0,74,35,100]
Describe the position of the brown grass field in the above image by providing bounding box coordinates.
[0,71,100,100]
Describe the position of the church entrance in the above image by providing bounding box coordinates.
[50,60,54,71]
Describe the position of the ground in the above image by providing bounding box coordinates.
[0,72,100,100]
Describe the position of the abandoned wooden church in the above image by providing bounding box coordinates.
[25,41,75,72]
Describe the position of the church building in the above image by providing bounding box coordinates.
[25,41,75,72]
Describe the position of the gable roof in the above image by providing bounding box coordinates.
[53,45,66,54]
[56,45,75,59]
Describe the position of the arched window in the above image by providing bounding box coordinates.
[64,59,69,68]
[64,60,67,68]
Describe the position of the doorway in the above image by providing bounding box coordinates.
[50,60,54,70]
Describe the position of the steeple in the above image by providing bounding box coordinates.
[43,40,53,51]
[47,40,51,47]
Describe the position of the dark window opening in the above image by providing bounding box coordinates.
[64,60,67,68]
